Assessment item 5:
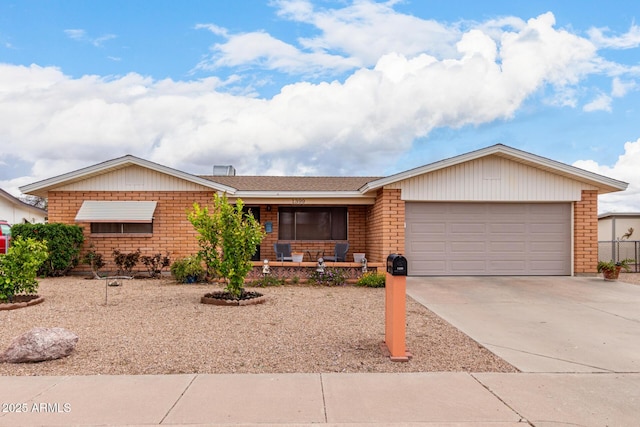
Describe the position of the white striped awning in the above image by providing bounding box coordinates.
[75,201,157,223]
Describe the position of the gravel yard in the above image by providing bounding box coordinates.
[0,277,517,376]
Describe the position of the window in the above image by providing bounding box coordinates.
[90,222,153,234]
[278,207,347,240]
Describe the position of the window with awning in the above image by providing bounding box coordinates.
[75,201,157,234]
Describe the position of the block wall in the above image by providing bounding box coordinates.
[49,191,214,273]
[574,190,598,275]
[366,188,405,263]
[48,191,370,272]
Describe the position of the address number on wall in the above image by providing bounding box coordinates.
[291,198,306,205]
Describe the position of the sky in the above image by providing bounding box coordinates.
[1,0,639,213]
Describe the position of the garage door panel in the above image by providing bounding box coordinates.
[450,223,486,234]
[490,260,527,271]
[489,242,526,252]
[451,242,487,253]
[451,260,488,272]
[489,223,527,234]
[409,223,446,233]
[406,202,571,276]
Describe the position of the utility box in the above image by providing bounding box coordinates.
[386,254,408,276]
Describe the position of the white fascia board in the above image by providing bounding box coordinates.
[20,155,237,195]
[235,191,369,199]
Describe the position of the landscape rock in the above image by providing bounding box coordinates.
[0,327,78,363]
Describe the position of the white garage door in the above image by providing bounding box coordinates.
[405,202,571,276]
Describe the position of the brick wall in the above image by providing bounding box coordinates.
[366,188,404,263]
[574,190,598,275]
[49,192,370,271]
[49,191,213,273]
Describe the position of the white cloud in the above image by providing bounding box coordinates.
[588,24,640,49]
[2,5,638,201]
[196,0,461,76]
[574,139,640,213]
[195,30,360,75]
[583,93,612,112]
[64,28,116,47]
[611,77,637,97]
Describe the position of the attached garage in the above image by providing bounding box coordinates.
[405,202,571,275]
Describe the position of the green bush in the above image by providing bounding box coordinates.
[0,237,49,302]
[170,255,206,283]
[356,271,386,288]
[11,223,84,276]
[308,267,347,286]
[250,275,285,287]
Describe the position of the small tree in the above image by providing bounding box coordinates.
[188,193,264,298]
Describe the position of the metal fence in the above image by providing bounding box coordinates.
[598,240,640,272]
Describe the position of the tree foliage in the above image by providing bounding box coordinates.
[188,194,264,298]
[0,237,49,302]
[11,223,84,276]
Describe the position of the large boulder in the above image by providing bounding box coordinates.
[0,327,78,363]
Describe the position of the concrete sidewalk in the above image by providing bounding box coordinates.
[1,372,639,426]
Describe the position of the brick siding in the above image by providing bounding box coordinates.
[49,191,369,272]
[366,188,405,263]
[574,189,598,274]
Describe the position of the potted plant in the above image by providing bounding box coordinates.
[597,259,634,281]
[170,255,206,283]
[291,252,304,262]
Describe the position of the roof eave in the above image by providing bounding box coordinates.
[234,191,371,198]
[19,155,237,196]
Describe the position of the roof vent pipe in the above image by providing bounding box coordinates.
[212,165,236,176]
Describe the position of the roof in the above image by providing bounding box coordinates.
[19,155,236,198]
[201,176,381,192]
[0,188,48,215]
[361,144,629,194]
[18,144,629,198]
[598,212,640,219]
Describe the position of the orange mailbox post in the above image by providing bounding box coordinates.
[383,254,412,362]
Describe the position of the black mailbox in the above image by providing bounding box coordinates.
[386,254,408,276]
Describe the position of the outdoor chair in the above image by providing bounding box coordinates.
[323,243,349,262]
[274,243,293,261]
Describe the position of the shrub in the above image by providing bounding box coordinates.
[11,223,84,276]
[112,249,141,276]
[170,255,206,283]
[140,252,171,278]
[251,275,285,287]
[0,237,49,302]
[308,267,347,286]
[82,244,106,279]
[356,271,386,288]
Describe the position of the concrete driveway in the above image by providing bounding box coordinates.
[406,276,640,373]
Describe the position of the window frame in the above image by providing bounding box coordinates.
[90,222,154,235]
[278,206,348,241]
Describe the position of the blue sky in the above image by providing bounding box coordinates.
[1,0,639,212]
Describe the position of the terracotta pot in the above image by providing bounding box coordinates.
[602,266,622,281]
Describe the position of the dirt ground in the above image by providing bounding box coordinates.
[0,277,517,376]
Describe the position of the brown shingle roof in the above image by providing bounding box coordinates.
[198,176,381,192]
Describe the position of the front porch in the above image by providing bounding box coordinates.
[248,260,384,282]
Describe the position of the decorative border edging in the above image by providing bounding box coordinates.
[0,295,45,311]
[200,293,267,306]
